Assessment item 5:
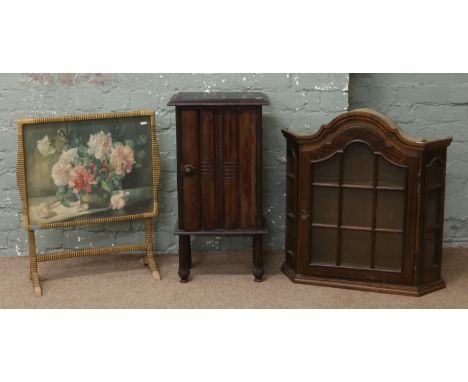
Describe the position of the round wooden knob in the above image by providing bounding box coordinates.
[183,164,194,176]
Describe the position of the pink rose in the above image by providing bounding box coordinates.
[68,165,96,194]
[110,144,135,176]
[110,190,129,210]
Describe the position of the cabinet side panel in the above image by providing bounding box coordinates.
[223,111,240,228]
[181,110,200,230]
[285,141,298,269]
[200,111,216,229]
[238,110,257,228]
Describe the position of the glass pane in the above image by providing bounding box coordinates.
[376,190,405,230]
[423,231,437,270]
[342,189,373,228]
[426,160,442,187]
[377,157,405,188]
[312,155,339,184]
[341,230,371,268]
[374,232,403,271]
[426,190,441,227]
[310,228,337,265]
[312,187,338,225]
[343,142,374,186]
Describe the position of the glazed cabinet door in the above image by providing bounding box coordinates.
[297,141,418,284]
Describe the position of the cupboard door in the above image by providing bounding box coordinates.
[222,111,240,228]
[178,108,260,231]
[179,110,200,230]
[200,111,216,229]
[238,110,258,228]
[298,143,415,284]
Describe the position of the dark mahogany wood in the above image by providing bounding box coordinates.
[178,235,191,283]
[169,92,270,282]
[282,108,452,296]
[168,92,269,106]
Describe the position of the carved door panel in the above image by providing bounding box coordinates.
[178,108,260,231]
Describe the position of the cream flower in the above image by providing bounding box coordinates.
[37,134,55,156]
[51,160,72,187]
[59,147,78,164]
[110,190,129,210]
[109,144,135,176]
[77,202,89,212]
[87,131,112,159]
[38,203,56,219]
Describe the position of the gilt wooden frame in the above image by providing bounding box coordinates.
[16,110,161,296]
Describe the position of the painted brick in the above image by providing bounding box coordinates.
[36,230,63,251]
[0,215,20,230]
[63,230,115,250]
[0,73,348,256]
[0,232,8,248]
[350,74,468,245]
[293,73,349,92]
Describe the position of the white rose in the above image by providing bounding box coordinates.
[59,147,78,164]
[87,131,112,160]
[37,134,55,156]
[38,203,55,219]
[51,160,72,187]
[109,144,135,176]
[110,190,129,210]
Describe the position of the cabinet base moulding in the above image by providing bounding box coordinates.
[281,263,446,297]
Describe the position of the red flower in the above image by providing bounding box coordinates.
[68,165,97,194]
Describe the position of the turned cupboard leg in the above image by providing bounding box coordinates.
[253,234,264,282]
[178,235,191,283]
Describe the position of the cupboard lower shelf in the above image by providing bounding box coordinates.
[281,262,446,297]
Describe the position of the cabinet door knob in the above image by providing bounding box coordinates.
[183,164,195,176]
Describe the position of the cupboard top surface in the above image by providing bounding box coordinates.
[167,92,270,106]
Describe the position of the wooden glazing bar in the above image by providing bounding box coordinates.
[311,223,403,234]
[370,154,378,269]
[336,153,344,266]
[312,183,405,191]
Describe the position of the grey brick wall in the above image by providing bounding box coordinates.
[0,73,349,256]
[349,74,468,247]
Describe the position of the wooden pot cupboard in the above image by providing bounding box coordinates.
[282,109,452,296]
[168,92,269,282]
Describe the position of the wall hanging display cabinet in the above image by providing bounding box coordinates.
[282,109,452,296]
[168,92,269,282]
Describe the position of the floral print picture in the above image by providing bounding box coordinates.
[20,113,157,226]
